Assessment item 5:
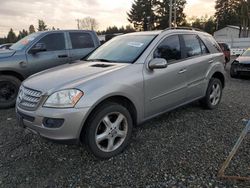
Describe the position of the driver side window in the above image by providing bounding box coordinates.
[37,33,65,51]
[154,35,181,62]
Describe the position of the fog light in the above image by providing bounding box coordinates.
[43,118,64,128]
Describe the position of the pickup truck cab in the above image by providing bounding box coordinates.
[0,30,100,108]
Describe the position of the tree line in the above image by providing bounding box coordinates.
[0,20,56,44]
[1,0,249,44]
[127,0,250,35]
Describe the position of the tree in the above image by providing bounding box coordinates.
[154,0,186,29]
[77,17,98,30]
[97,25,136,35]
[29,25,36,34]
[7,28,17,43]
[239,0,250,37]
[128,0,187,31]
[17,29,28,40]
[127,0,155,31]
[191,16,216,34]
[215,0,241,29]
[37,20,48,31]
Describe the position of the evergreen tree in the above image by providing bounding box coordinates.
[127,0,155,31]
[37,20,48,31]
[17,29,28,40]
[154,0,186,29]
[29,25,36,34]
[128,0,187,30]
[215,0,241,29]
[7,28,17,43]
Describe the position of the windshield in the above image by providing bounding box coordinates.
[10,33,41,51]
[242,49,250,57]
[86,34,156,63]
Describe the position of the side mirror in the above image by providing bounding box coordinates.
[29,43,46,54]
[148,58,168,70]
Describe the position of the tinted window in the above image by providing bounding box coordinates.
[154,35,181,62]
[206,36,222,52]
[38,33,65,51]
[220,43,230,51]
[70,33,94,49]
[200,39,209,54]
[183,35,202,57]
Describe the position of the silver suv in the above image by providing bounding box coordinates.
[16,28,225,159]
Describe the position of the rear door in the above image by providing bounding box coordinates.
[180,34,212,101]
[68,32,96,61]
[26,32,69,74]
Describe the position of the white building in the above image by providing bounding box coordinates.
[214,25,250,55]
[214,25,241,40]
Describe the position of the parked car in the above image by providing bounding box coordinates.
[0,30,100,108]
[0,43,13,50]
[218,42,231,65]
[230,48,250,78]
[16,28,225,159]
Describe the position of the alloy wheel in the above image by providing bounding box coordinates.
[95,112,128,152]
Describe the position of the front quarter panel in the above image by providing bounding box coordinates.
[75,63,144,124]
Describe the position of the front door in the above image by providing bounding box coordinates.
[144,35,188,118]
[26,32,69,75]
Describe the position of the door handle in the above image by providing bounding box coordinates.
[58,55,68,58]
[178,69,187,74]
[209,59,214,64]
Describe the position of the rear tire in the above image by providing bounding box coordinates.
[0,75,21,109]
[83,102,133,159]
[200,78,222,110]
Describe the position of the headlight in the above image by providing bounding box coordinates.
[43,89,83,108]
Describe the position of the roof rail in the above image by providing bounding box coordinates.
[162,27,204,32]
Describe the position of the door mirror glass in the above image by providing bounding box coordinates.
[30,43,47,54]
[148,58,168,70]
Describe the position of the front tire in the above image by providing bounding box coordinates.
[230,65,239,78]
[83,102,133,159]
[0,75,21,109]
[200,78,223,110]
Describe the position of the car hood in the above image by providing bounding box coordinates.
[237,56,250,64]
[0,49,16,59]
[24,61,129,93]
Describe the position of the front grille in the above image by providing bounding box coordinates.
[18,86,42,110]
[241,63,250,68]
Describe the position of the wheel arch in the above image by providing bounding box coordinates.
[79,95,138,141]
[0,70,25,81]
[211,71,225,88]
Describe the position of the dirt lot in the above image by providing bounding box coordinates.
[0,63,250,188]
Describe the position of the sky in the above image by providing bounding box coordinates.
[0,0,216,37]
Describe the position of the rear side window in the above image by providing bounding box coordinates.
[200,39,209,54]
[206,35,222,52]
[183,35,202,57]
[70,32,95,49]
[38,33,65,51]
[154,35,181,62]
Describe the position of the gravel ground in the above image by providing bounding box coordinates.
[1,62,250,188]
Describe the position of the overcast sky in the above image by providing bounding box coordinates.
[0,0,215,37]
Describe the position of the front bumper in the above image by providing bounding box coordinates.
[16,106,90,143]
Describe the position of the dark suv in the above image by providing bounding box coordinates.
[0,30,100,108]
